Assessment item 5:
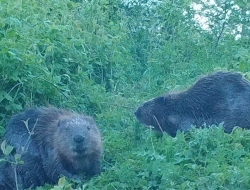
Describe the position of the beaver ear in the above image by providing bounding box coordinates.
[168,115,181,126]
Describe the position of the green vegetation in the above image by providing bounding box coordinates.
[0,0,250,189]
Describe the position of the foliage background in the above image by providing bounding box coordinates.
[0,0,250,189]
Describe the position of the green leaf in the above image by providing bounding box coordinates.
[1,141,14,156]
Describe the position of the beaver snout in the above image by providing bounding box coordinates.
[73,135,85,143]
[134,107,142,119]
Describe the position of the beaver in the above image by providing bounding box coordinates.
[135,71,250,137]
[0,107,102,189]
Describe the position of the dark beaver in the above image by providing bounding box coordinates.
[0,107,102,189]
[135,71,250,137]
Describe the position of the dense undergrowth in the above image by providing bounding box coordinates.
[1,0,250,189]
[87,127,250,190]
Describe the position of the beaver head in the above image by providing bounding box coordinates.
[134,95,182,137]
[54,116,102,159]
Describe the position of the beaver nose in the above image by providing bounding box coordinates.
[73,135,84,143]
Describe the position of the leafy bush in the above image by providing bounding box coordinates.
[86,127,250,189]
[0,0,250,189]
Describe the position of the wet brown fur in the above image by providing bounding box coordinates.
[135,71,250,137]
[0,107,102,189]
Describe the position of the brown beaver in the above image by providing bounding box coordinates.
[0,107,102,189]
[135,71,250,137]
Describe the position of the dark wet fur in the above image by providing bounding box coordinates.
[0,107,102,189]
[135,71,250,137]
